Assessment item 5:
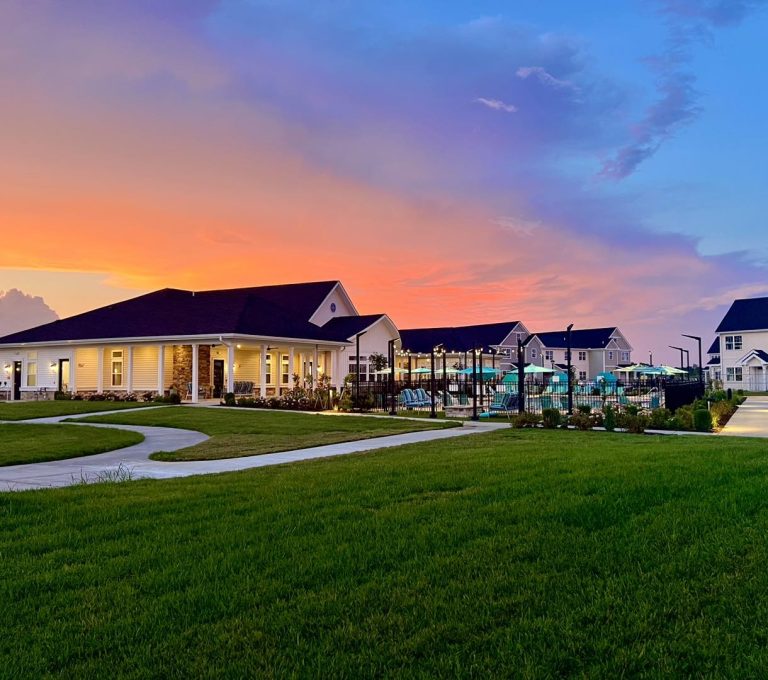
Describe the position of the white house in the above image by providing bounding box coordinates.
[714,297,768,391]
[0,281,398,401]
[523,327,633,380]
[705,337,721,383]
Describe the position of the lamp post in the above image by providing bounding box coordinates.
[682,334,703,384]
[566,323,573,415]
[471,346,478,421]
[434,343,445,410]
[669,345,687,371]
[355,330,367,410]
[517,337,525,414]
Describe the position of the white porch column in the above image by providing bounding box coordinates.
[70,350,77,395]
[331,350,340,389]
[288,346,295,387]
[157,344,165,395]
[260,345,268,396]
[191,343,199,403]
[126,346,133,393]
[96,348,104,394]
[227,343,235,393]
[312,345,319,384]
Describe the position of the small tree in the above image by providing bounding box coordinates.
[369,352,388,372]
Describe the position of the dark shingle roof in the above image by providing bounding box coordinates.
[707,338,720,354]
[318,315,390,342]
[706,357,721,366]
[716,297,768,333]
[399,321,521,354]
[0,282,352,344]
[530,328,618,349]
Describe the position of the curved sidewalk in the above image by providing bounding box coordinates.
[719,396,768,438]
[0,412,505,492]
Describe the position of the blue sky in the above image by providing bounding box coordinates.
[0,0,766,361]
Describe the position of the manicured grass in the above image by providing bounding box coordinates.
[4,430,768,676]
[77,407,458,461]
[0,424,143,466]
[0,400,162,421]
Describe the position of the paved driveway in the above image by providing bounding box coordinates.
[719,396,768,438]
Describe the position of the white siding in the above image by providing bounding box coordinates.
[309,285,357,326]
[131,345,159,391]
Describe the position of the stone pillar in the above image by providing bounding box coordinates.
[197,345,211,397]
[157,344,165,395]
[191,344,199,403]
[172,345,193,395]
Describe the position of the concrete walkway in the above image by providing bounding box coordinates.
[0,410,506,492]
[719,396,768,438]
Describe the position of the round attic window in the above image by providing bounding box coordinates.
[330,302,337,313]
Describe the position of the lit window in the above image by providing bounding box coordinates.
[26,361,37,387]
[111,350,123,387]
[281,354,290,385]
[265,354,272,384]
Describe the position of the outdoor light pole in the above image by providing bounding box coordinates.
[478,348,484,411]
[471,346,478,421]
[669,345,686,371]
[682,334,703,384]
[429,346,437,418]
[388,339,396,416]
[517,337,525,414]
[566,323,574,415]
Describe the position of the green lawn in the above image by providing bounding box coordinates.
[4,430,768,676]
[0,400,162,421]
[77,407,458,461]
[0,424,144,466]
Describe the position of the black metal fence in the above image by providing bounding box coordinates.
[346,376,703,416]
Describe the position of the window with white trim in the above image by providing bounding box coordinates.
[348,355,368,381]
[530,348,537,360]
[725,335,743,351]
[607,351,614,361]
[265,354,272,384]
[544,350,554,362]
[726,367,743,382]
[111,350,123,387]
[26,352,37,387]
[281,354,290,385]
[621,351,630,363]
[579,371,587,380]
[578,351,587,362]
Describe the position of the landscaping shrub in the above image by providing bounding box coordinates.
[223,392,236,407]
[541,408,561,429]
[694,408,713,432]
[648,408,672,430]
[577,404,592,415]
[674,405,694,431]
[570,413,593,431]
[603,405,617,432]
[54,391,72,401]
[511,413,542,428]
[710,400,737,428]
[625,414,649,434]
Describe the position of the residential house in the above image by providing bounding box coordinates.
[524,327,633,380]
[705,337,721,383]
[714,297,768,391]
[0,281,398,401]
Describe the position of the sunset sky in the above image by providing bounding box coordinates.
[1,1,766,363]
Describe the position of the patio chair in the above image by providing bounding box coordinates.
[488,391,519,417]
[413,388,431,406]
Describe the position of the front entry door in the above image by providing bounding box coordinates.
[12,361,21,401]
[58,359,70,392]
[213,359,224,398]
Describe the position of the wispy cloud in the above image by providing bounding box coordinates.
[474,97,518,113]
[516,66,577,91]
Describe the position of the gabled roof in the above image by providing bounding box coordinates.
[318,314,394,342]
[529,328,618,349]
[706,357,721,366]
[0,281,349,345]
[716,297,768,333]
[399,321,522,354]
[707,337,720,354]
[737,349,768,365]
